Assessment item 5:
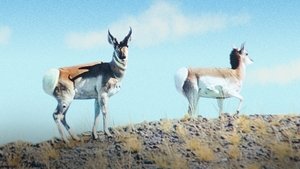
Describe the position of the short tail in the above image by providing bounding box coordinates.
[43,68,60,96]
[174,67,188,95]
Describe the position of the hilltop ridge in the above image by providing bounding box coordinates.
[1,114,300,169]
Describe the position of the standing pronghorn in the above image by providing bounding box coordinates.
[175,43,253,118]
[43,28,132,142]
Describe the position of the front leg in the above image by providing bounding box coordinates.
[228,91,243,117]
[100,92,112,137]
[98,78,120,137]
[92,99,101,139]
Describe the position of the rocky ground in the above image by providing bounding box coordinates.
[1,114,300,169]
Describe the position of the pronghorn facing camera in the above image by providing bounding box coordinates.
[43,28,132,143]
[175,43,253,118]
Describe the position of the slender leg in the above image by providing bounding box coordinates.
[92,99,101,139]
[217,98,224,118]
[186,92,199,117]
[53,105,69,143]
[61,113,80,141]
[183,80,199,117]
[100,92,112,136]
[228,92,243,116]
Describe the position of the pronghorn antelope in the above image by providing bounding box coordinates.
[175,43,253,118]
[43,28,132,142]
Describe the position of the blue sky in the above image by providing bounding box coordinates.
[1,0,300,144]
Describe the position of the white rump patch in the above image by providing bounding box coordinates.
[174,67,188,94]
[43,68,60,96]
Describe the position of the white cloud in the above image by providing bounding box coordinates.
[66,1,250,49]
[0,26,11,45]
[249,58,300,85]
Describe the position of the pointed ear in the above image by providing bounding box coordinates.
[108,30,118,46]
[121,27,132,46]
[240,42,245,51]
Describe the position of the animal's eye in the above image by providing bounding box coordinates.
[246,53,248,56]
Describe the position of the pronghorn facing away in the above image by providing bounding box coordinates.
[175,43,253,118]
[43,28,132,143]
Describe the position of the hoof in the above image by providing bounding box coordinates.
[92,133,99,140]
[233,111,240,118]
[63,138,70,144]
[72,135,80,141]
[104,130,112,138]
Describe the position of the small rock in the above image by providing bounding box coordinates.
[143,159,153,164]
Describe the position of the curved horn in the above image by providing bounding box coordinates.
[240,42,246,51]
[108,29,118,45]
[122,27,132,45]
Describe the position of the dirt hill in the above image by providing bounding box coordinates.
[1,114,300,169]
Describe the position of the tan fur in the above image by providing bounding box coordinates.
[54,62,103,93]
[59,62,102,80]
[187,67,242,81]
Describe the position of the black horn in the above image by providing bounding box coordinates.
[121,27,132,46]
[240,42,245,51]
[108,30,118,46]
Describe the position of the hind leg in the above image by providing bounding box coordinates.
[61,110,80,141]
[53,99,79,143]
[183,80,199,117]
[53,104,69,143]
[186,93,199,117]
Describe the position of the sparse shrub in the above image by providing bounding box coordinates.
[186,138,215,162]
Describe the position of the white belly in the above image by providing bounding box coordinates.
[74,77,100,99]
[198,76,241,98]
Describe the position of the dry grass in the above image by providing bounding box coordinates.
[6,141,28,168]
[270,141,292,160]
[246,163,261,169]
[7,153,22,168]
[186,138,215,162]
[252,117,268,135]
[227,132,241,145]
[150,141,188,169]
[86,149,108,169]
[36,142,60,168]
[118,133,142,153]
[160,119,173,133]
[180,113,191,122]
[175,123,188,139]
[40,142,60,160]
[236,115,251,133]
[227,145,240,159]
